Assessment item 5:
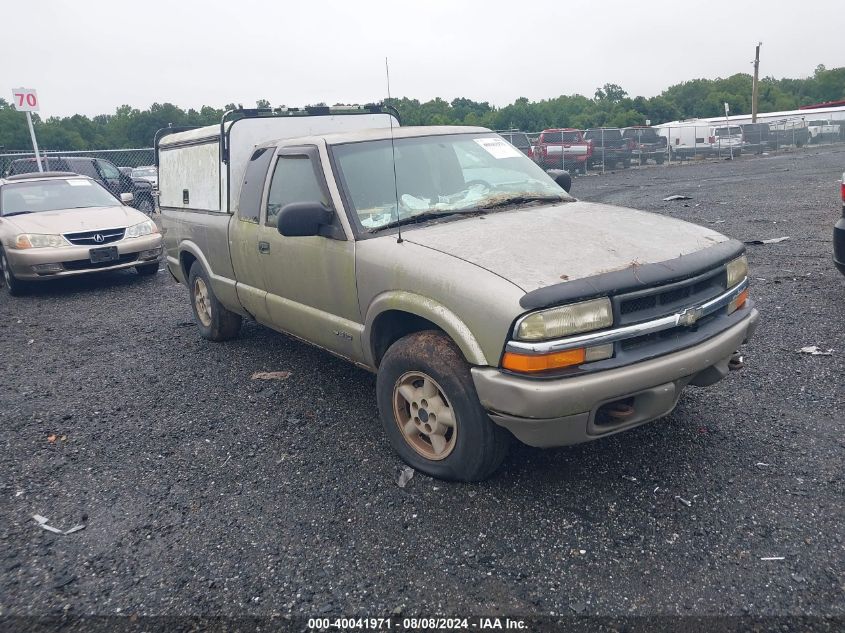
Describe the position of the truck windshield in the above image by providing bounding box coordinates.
[0,178,119,215]
[332,133,570,232]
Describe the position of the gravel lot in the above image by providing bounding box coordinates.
[1,145,843,626]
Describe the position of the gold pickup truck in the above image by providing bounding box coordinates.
[158,107,758,481]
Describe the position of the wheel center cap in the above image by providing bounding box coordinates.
[418,408,430,423]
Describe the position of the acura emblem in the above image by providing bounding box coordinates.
[678,307,703,327]
[93,234,105,243]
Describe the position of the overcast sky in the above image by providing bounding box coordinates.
[3,0,843,118]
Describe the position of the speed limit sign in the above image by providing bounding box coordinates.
[12,88,40,112]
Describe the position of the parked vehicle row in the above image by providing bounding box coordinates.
[6,157,157,215]
[502,117,826,170]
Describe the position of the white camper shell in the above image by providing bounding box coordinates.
[155,106,400,215]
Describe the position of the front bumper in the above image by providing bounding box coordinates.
[471,308,759,447]
[835,216,845,275]
[5,234,163,281]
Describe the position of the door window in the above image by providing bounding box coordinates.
[97,160,121,180]
[265,154,329,227]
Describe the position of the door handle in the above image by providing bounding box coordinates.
[258,241,270,254]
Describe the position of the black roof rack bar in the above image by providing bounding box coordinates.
[218,102,400,164]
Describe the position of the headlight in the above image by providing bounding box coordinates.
[125,220,158,238]
[515,297,613,341]
[726,255,748,288]
[14,233,69,249]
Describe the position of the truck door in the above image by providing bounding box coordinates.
[254,145,363,361]
[229,147,274,323]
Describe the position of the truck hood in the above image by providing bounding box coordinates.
[402,201,730,292]
[2,205,146,235]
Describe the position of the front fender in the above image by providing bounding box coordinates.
[363,291,488,368]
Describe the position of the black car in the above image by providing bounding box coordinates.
[7,157,155,215]
[622,127,667,165]
[741,123,771,154]
[835,171,845,276]
[583,128,633,169]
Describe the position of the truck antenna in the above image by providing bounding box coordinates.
[385,57,402,243]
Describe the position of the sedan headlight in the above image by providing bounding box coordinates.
[515,297,613,341]
[14,233,69,249]
[726,255,748,288]
[125,220,158,238]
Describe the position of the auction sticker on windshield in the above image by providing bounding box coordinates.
[474,137,523,159]
[67,180,92,186]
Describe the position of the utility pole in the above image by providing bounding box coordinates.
[751,42,762,123]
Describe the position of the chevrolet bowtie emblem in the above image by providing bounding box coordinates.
[678,307,703,327]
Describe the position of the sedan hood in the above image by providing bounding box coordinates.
[403,201,730,292]
[3,205,147,235]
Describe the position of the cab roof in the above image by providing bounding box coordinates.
[256,125,491,149]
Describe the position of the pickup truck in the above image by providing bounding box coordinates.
[158,108,759,481]
[534,128,591,174]
[622,126,667,164]
[583,128,633,169]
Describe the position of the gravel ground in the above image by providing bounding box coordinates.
[1,145,843,626]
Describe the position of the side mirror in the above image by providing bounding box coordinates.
[120,192,134,204]
[277,201,333,237]
[547,169,572,193]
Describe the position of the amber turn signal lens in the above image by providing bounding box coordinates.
[502,348,587,373]
[728,288,748,314]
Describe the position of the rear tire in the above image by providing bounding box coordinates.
[0,249,30,297]
[188,262,242,341]
[376,331,510,481]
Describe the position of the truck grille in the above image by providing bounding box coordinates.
[64,228,125,246]
[614,267,726,326]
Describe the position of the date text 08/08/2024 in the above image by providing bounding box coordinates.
[306,617,528,630]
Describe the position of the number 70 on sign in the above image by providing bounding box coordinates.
[12,88,39,112]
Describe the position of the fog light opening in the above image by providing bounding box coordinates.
[32,263,63,274]
[595,397,636,426]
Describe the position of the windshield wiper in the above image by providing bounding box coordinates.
[474,194,569,211]
[368,210,468,232]
[2,211,32,217]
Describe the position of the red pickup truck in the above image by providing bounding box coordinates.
[534,128,592,174]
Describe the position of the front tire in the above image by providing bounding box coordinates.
[0,249,30,297]
[376,331,510,481]
[187,262,242,341]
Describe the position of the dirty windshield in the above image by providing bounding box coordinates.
[0,178,118,215]
[331,133,570,231]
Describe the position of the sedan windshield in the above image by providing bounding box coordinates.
[131,167,157,179]
[332,133,571,232]
[0,178,119,215]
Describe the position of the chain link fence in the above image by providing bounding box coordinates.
[0,148,155,177]
[0,148,158,214]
